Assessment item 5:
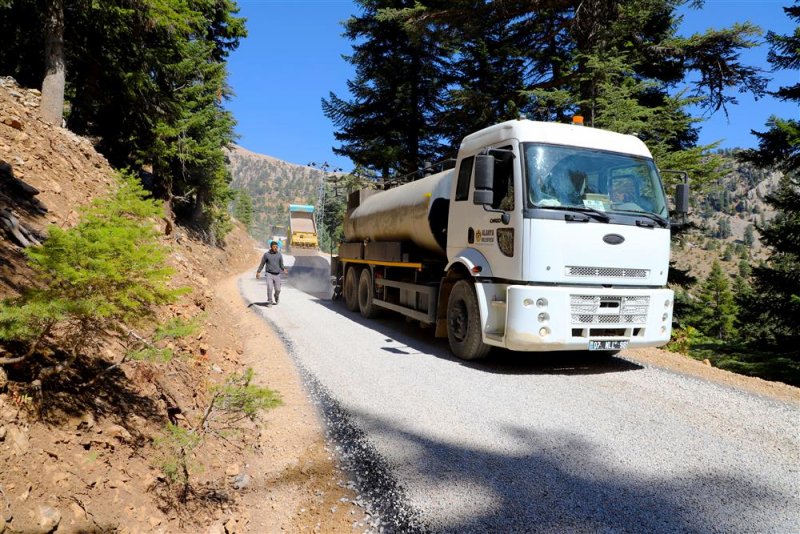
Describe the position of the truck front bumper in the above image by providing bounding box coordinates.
[498,285,674,352]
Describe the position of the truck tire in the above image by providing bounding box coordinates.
[447,280,490,360]
[344,265,360,312]
[358,268,381,318]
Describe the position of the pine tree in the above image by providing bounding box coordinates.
[744,224,755,247]
[693,261,738,340]
[322,0,446,179]
[232,189,254,228]
[0,0,246,241]
[40,0,65,125]
[736,2,800,350]
[717,217,732,239]
[0,174,184,381]
[429,3,528,151]
[343,0,765,191]
[738,259,752,279]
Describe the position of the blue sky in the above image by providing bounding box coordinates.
[226,0,798,172]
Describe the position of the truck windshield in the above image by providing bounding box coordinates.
[522,143,668,219]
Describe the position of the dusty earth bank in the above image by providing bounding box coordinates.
[208,272,371,533]
[0,76,367,533]
[0,249,371,534]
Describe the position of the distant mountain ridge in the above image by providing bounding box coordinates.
[226,145,326,243]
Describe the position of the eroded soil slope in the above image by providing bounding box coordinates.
[1,77,365,533]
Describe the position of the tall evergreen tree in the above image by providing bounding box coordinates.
[322,0,446,179]
[0,0,246,241]
[232,189,254,228]
[743,224,755,247]
[40,0,65,125]
[367,0,765,190]
[429,3,529,151]
[737,2,800,350]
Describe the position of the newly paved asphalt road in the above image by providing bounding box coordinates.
[240,258,799,533]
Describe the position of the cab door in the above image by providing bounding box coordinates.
[446,142,523,281]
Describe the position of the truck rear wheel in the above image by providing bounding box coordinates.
[344,265,360,312]
[447,280,490,360]
[358,268,381,318]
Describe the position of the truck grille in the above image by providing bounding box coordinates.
[566,266,649,279]
[570,295,650,325]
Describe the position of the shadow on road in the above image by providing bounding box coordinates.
[247,301,274,308]
[321,398,789,534]
[304,297,642,376]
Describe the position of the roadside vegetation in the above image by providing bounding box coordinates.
[0,0,246,243]
[0,175,184,384]
[668,8,799,386]
[0,173,282,507]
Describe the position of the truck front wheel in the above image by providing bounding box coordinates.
[447,280,490,360]
[344,265,360,312]
[358,268,381,318]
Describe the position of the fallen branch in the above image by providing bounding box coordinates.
[0,353,27,365]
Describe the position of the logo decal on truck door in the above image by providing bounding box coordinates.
[476,229,495,243]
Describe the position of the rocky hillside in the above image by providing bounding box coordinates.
[0,77,300,532]
[226,146,327,243]
[0,77,119,299]
[671,154,780,281]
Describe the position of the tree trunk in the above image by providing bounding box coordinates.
[41,0,65,126]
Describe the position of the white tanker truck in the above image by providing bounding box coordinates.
[333,118,689,360]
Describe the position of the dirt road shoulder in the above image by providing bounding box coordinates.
[214,272,369,533]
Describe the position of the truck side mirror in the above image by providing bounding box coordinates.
[473,154,494,205]
[675,183,689,214]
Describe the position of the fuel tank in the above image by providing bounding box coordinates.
[344,170,453,256]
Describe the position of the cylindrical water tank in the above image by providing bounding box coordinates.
[344,170,452,256]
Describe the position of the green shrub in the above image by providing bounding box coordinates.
[201,368,282,429]
[665,325,700,355]
[126,346,175,363]
[153,423,202,494]
[0,173,186,379]
[154,315,202,341]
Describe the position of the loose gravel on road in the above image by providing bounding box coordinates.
[241,270,800,533]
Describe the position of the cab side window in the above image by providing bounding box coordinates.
[493,146,514,210]
[455,156,474,201]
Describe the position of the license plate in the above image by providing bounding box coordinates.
[588,340,628,351]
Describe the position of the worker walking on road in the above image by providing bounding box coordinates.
[256,241,287,306]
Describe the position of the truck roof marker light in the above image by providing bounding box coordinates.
[471,266,482,273]
[572,115,584,125]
